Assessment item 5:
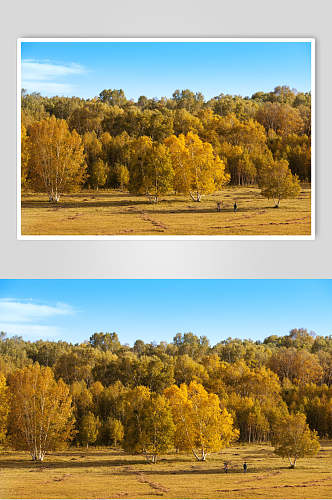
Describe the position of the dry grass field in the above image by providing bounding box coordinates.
[21,185,311,236]
[1,442,331,499]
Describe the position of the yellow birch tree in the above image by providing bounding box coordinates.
[258,159,301,207]
[165,132,229,201]
[28,116,86,202]
[8,364,75,461]
[272,413,320,468]
[123,386,174,463]
[164,381,238,461]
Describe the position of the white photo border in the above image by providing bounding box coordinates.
[17,37,315,241]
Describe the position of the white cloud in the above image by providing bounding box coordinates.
[0,323,60,340]
[21,81,75,95]
[22,60,85,81]
[21,59,86,96]
[0,298,74,323]
[0,299,75,341]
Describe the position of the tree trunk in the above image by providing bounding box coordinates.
[31,449,45,461]
[49,192,60,202]
[146,192,158,203]
[143,451,157,464]
[192,449,207,461]
[189,192,201,202]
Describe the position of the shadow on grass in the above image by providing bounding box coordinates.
[0,458,146,470]
[21,199,149,210]
[0,458,268,476]
[115,207,272,215]
[0,450,281,477]
[21,198,305,215]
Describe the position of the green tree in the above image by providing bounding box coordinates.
[123,386,174,463]
[90,159,108,190]
[99,89,127,107]
[79,411,100,448]
[129,137,174,203]
[106,417,124,447]
[272,413,320,468]
[89,332,121,353]
[114,164,130,190]
[258,159,301,207]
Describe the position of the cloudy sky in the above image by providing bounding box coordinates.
[20,41,312,99]
[0,280,331,345]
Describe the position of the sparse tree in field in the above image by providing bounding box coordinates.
[258,159,301,207]
[114,164,130,190]
[106,417,124,447]
[8,364,75,461]
[129,137,174,203]
[28,116,86,201]
[271,412,320,468]
[164,381,238,461]
[79,411,100,448]
[165,132,229,201]
[21,124,30,188]
[90,158,108,190]
[0,374,9,443]
[123,386,174,463]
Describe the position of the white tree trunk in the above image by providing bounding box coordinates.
[192,448,207,461]
[189,192,202,202]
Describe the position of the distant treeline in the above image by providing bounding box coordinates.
[0,327,331,448]
[21,86,311,202]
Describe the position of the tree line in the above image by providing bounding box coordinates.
[21,86,310,205]
[0,328,328,466]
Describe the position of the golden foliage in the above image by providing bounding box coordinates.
[28,116,86,201]
[8,364,75,461]
[165,132,229,201]
[272,412,320,467]
[0,374,9,443]
[164,381,238,461]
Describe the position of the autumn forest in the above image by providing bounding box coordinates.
[20,85,312,236]
[0,327,329,466]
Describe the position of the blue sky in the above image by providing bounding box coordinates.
[21,41,312,100]
[0,280,330,345]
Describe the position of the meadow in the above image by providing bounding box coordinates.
[1,442,331,499]
[21,185,311,236]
